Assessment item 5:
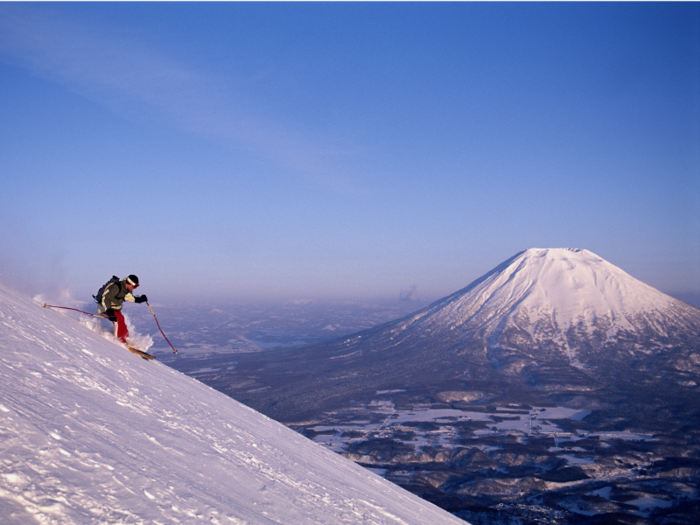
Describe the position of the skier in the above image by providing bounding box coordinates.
[96,275,148,344]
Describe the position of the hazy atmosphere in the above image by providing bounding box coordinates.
[1,2,698,304]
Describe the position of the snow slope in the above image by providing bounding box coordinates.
[411,248,681,332]
[388,248,700,359]
[0,283,465,525]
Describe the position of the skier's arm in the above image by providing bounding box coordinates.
[125,293,148,304]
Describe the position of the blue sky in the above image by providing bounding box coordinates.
[1,2,698,304]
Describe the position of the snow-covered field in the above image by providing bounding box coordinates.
[307,401,649,461]
[0,283,465,525]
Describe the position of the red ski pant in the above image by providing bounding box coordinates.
[112,310,129,344]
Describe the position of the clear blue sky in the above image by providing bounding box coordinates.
[1,2,698,304]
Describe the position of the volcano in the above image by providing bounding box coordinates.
[200,248,700,423]
[362,247,700,372]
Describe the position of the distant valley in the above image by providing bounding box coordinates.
[128,298,430,355]
[166,348,699,524]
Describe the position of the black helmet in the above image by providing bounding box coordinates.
[126,275,139,286]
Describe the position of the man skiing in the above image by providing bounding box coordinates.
[96,275,148,344]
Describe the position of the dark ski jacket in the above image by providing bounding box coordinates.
[100,279,137,313]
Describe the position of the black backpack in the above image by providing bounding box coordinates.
[93,276,120,304]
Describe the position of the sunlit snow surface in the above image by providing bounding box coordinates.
[0,283,465,525]
[419,248,677,332]
[387,248,696,365]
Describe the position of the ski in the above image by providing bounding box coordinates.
[126,346,157,360]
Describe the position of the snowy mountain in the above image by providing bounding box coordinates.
[0,283,466,525]
[367,247,700,370]
[218,248,700,421]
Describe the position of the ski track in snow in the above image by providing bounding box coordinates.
[0,283,465,525]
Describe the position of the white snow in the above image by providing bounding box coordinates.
[432,248,677,332]
[0,283,466,525]
[392,248,699,365]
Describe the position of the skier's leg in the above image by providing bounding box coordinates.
[113,310,129,344]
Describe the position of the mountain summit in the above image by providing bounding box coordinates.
[224,248,700,421]
[372,247,700,369]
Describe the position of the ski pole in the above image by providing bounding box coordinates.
[42,303,109,319]
[146,302,178,354]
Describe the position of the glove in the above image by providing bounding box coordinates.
[105,309,118,323]
[135,295,148,303]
